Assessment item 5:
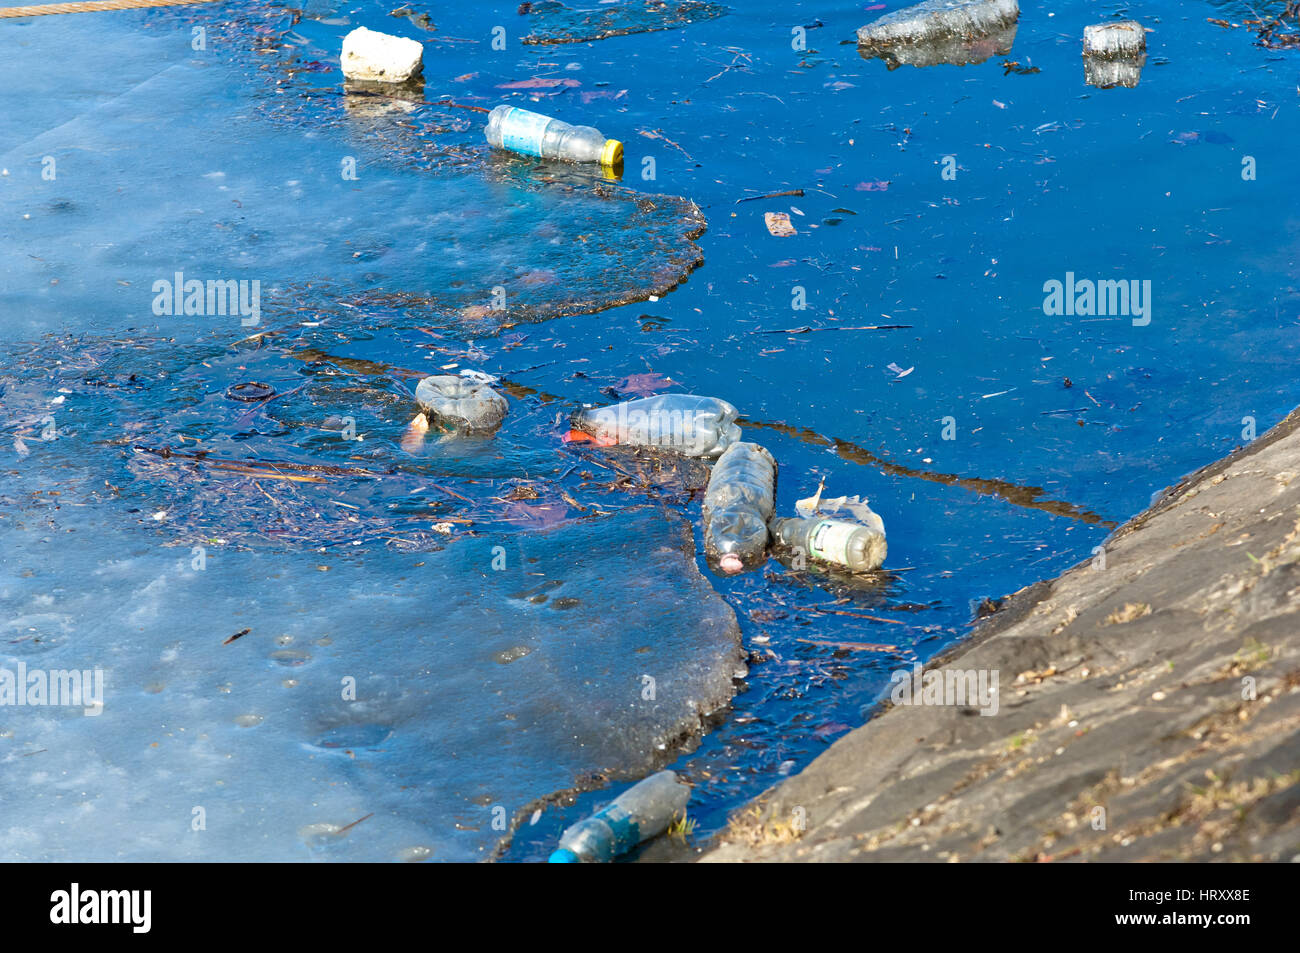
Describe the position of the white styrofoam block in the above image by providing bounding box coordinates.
[341,27,423,83]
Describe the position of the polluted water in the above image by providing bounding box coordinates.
[0,0,1297,862]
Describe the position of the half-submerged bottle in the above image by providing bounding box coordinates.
[485,105,623,168]
[703,442,777,574]
[414,373,508,432]
[566,394,741,458]
[770,513,887,573]
[549,770,690,863]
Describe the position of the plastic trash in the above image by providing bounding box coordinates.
[567,394,741,458]
[414,374,508,431]
[770,489,887,573]
[703,442,777,574]
[1082,21,1146,88]
[485,105,624,168]
[857,0,1019,68]
[857,0,1020,50]
[549,770,690,863]
[1083,20,1146,58]
[341,27,424,84]
[771,515,887,573]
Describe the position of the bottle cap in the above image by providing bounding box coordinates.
[548,848,581,863]
[600,139,624,168]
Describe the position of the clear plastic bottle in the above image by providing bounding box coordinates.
[703,442,777,574]
[414,374,508,431]
[770,515,887,572]
[485,105,623,168]
[567,394,741,458]
[548,770,690,863]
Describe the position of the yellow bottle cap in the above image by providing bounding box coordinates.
[601,138,624,168]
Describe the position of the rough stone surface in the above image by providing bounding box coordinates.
[703,409,1300,863]
[341,27,424,83]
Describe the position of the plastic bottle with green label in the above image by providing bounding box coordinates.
[770,515,887,573]
[485,105,623,167]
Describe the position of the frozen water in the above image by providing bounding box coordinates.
[0,497,742,861]
[0,8,705,344]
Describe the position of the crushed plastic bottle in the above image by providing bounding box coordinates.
[548,770,690,863]
[414,374,508,431]
[1082,20,1146,88]
[567,394,741,458]
[485,105,624,168]
[1082,20,1145,58]
[703,442,777,574]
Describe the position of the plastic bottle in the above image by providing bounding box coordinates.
[414,374,508,431]
[485,105,623,168]
[549,770,690,863]
[770,515,887,572]
[703,442,776,574]
[567,394,741,458]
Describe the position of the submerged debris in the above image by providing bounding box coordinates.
[521,0,727,46]
[764,211,797,237]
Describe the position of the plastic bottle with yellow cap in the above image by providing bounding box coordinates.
[485,104,623,169]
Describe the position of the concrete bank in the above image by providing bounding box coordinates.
[701,409,1300,862]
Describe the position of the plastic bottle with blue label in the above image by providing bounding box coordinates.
[485,104,623,167]
[548,770,690,863]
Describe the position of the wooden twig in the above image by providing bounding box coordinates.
[132,446,387,481]
[795,606,905,625]
[638,128,692,160]
[796,638,901,652]
[431,99,490,113]
[336,812,374,835]
[735,189,804,204]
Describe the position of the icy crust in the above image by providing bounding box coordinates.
[2,4,707,343]
[0,506,743,862]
